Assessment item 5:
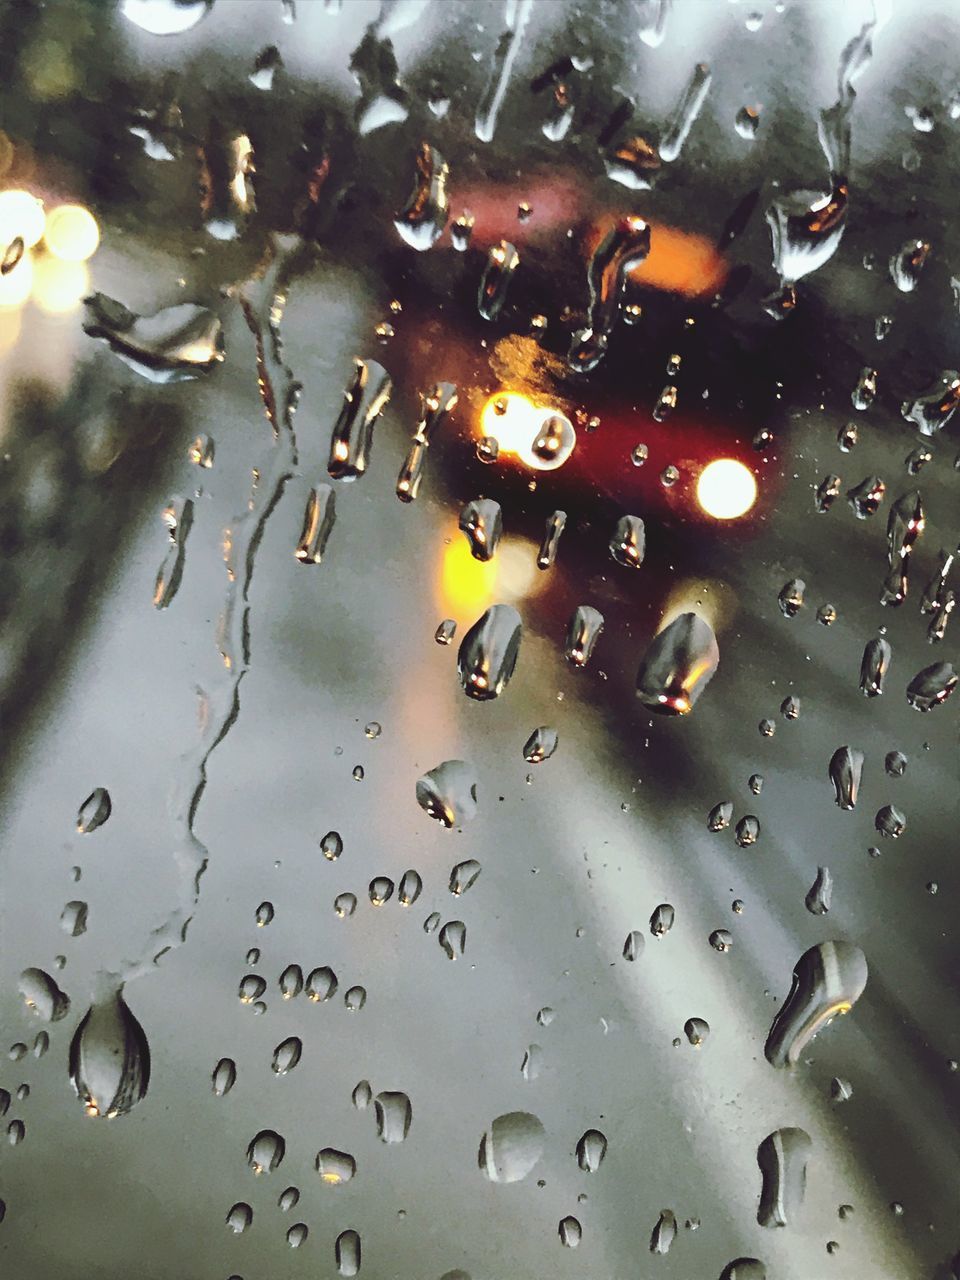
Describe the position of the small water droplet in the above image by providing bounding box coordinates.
[650,1208,677,1254]
[623,930,644,961]
[316,1147,356,1184]
[708,801,733,831]
[344,985,366,1012]
[565,604,604,668]
[334,893,357,918]
[369,876,394,906]
[906,661,957,710]
[875,804,906,838]
[417,760,479,828]
[306,967,338,1002]
[684,1017,710,1047]
[439,920,466,960]
[757,1127,811,1227]
[77,787,111,834]
[212,1058,237,1096]
[736,815,761,847]
[806,867,833,915]
[272,1036,303,1075]
[650,903,675,938]
[374,1090,412,1143]
[890,238,930,291]
[247,1128,285,1174]
[18,969,69,1022]
[735,105,761,139]
[828,746,863,809]
[336,1228,362,1276]
[226,1202,253,1234]
[710,929,733,953]
[60,901,88,937]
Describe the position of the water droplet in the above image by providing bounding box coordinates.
[286,1222,308,1248]
[478,240,519,321]
[239,974,266,1004]
[650,903,675,938]
[336,1228,362,1276]
[748,774,764,796]
[374,1090,412,1143]
[211,1055,237,1097]
[860,636,892,697]
[396,382,458,502]
[720,1261,766,1280]
[349,27,408,133]
[369,876,394,906]
[320,831,345,862]
[778,578,805,618]
[623,930,644,961]
[631,443,649,467]
[890,238,930,291]
[451,212,475,251]
[565,605,604,668]
[736,815,760,847]
[6,1119,23,1145]
[609,515,645,569]
[77,787,111,834]
[423,911,441,933]
[249,44,282,91]
[650,1208,677,1254]
[522,726,559,767]
[708,801,733,832]
[272,1037,303,1075]
[736,105,761,139]
[831,1076,853,1102]
[306,967,337,1002]
[710,929,733,953]
[757,1127,811,1227]
[435,618,458,647]
[334,893,357,918]
[837,421,858,452]
[479,1111,545,1182]
[84,294,224,382]
[187,433,215,469]
[875,804,905,839]
[439,920,466,960]
[885,750,907,777]
[394,143,448,250]
[225,1201,253,1234]
[449,860,482,896]
[344,985,366,1011]
[636,613,719,715]
[18,969,69,1022]
[568,217,650,372]
[398,870,423,906]
[828,746,863,810]
[653,386,678,423]
[352,765,365,782]
[458,604,522,700]
[881,490,925,606]
[416,760,479,828]
[60,901,88,937]
[766,180,847,286]
[476,435,500,464]
[120,0,212,36]
[33,1032,49,1058]
[765,941,868,1068]
[851,367,878,412]
[247,1128,285,1174]
[278,1185,300,1212]
[459,498,503,562]
[69,983,149,1117]
[659,62,712,162]
[815,474,842,513]
[531,510,568,573]
[684,1017,710,1047]
[901,371,960,436]
[294,484,336,565]
[906,661,957,711]
[317,1147,356,1184]
[806,867,833,915]
[256,901,275,928]
[328,359,392,482]
[559,1215,582,1247]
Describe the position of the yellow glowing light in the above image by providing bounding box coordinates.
[320,1172,342,1184]
[479,392,575,471]
[43,204,99,262]
[30,255,89,314]
[441,533,499,615]
[0,251,34,308]
[696,458,757,520]
[0,189,46,249]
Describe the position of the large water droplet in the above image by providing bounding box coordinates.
[374,1091,412,1143]
[765,941,868,1068]
[120,0,212,36]
[636,613,719,715]
[881,490,924,605]
[247,1129,285,1174]
[396,382,458,502]
[439,920,467,960]
[559,1215,582,1247]
[708,801,733,832]
[522,726,558,764]
[459,497,503,562]
[778,578,805,618]
[906,661,957,711]
[83,294,224,382]
[416,760,479,828]
[295,484,336,565]
[650,903,675,937]
[659,62,712,162]
[766,180,847,286]
[568,216,650,372]
[623,931,644,961]
[890,238,930,291]
[328,359,392,482]
[565,605,604,668]
[479,1111,545,1183]
[828,746,863,810]
[478,240,519,321]
[650,1209,677,1254]
[398,870,423,906]
[847,475,885,518]
[901,371,960,436]
[719,1260,766,1280]
[212,1057,236,1096]
[609,515,645,569]
[394,143,449,250]
[449,859,482,895]
[576,1128,607,1172]
[69,982,150,1117]
[336,1229,361,1275]
[226,1202,253,1234]
[272,1037,303,1075]
[805,867,833,915]
[859,636,891,697]
[60,901,88,937]
[316,1147,356,1184]
[757,1127,811,1226]
[458,604,522,700]
[306,967,338,1002]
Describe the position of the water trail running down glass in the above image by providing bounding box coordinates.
[122,240,311,979]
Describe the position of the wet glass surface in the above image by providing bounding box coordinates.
[1,1,959,1277]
